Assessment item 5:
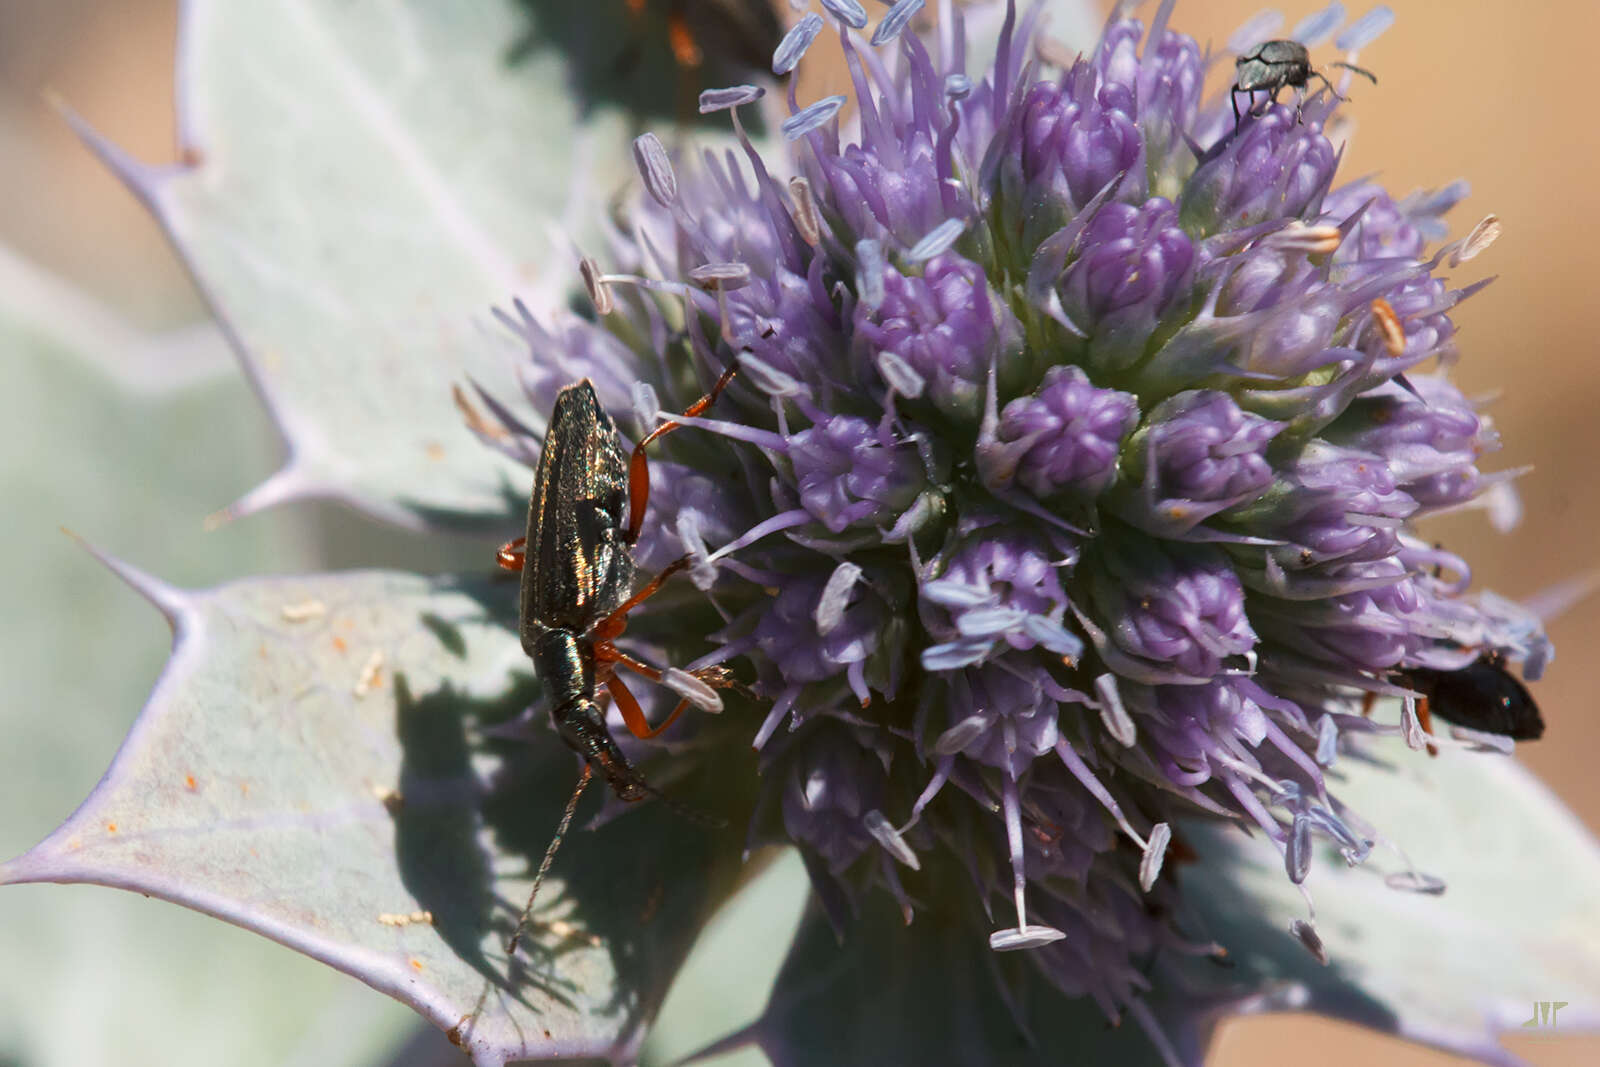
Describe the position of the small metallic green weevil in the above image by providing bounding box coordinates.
[1231,39,1376,124]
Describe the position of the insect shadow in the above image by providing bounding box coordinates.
[391,672,556,1009]
[388,643,751,1019]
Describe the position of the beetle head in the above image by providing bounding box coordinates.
[554,697,651,802]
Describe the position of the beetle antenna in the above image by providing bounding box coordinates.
[507,766,593,957]
[1309,72,1349,103]
[643,781,729,829]
[616,766,729,829]
[1330,61,1377,84]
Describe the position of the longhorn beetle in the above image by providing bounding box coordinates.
[500,367,737,955]
[1231,39,1376,124]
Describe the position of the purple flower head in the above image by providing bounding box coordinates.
[1249,443,1417,569]
[984,365,1137,498]
[477,1,1551,1051]
[1090,16,1204,156]
[823,131,948,248]
[1119,390,1283,534]
[1011,77,1144,214]
[854,253,1020,421]
[919,527,1082,669]
[1328,375,1496,508]
[789,415,926,533]
[755,572,886,687]
[1321,181,1427,261]
[1182,104,1339,230]
[778,721,888,874]
[934,665,1059,779]
[1138,26,1206,180]
[995,16,1203,256]
[1141,680,1273,770]
[1057,198,1195,367]
[1279,574,1423,674]
[928,530,1070,622]
[1084,536,1257,683]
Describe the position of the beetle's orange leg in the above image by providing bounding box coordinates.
[606,675,694,740]
[1415,695,1433,734]
[625,365,739,544]
[1416,696,1439,758]
[605,645,743,698]
[598,638,742,693]
[666,0,702,69]
[498,537,526,572]
[597,641,741,739]
[592,556,694,641]
[606,675,650,738]
[596,643,663,682]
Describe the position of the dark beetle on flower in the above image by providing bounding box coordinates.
[1232,39,1377,123]
[1397,653,1546,742]
[496,370,738,954]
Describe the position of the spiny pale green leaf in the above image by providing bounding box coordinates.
[0,567,745,1067]
[0,253,413,1067]
[72,0,671,529]
[1179,749,1600,1065]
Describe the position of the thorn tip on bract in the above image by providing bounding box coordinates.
[60,529,190,627]
[50,92,167,207]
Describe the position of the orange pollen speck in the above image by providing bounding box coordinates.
[106,822,117,833]
[184,775,197,791]
[410,958,424,971]
[332,636,348,653]
[1370,298,1405,357]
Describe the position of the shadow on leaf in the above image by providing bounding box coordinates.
[389,572,758,1047]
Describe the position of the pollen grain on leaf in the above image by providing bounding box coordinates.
[352,650,385,698]
[280,599,327,623]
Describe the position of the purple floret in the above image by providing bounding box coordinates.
[990,366,1138,497]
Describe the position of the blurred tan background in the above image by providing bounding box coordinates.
[2,1,1595,1065]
